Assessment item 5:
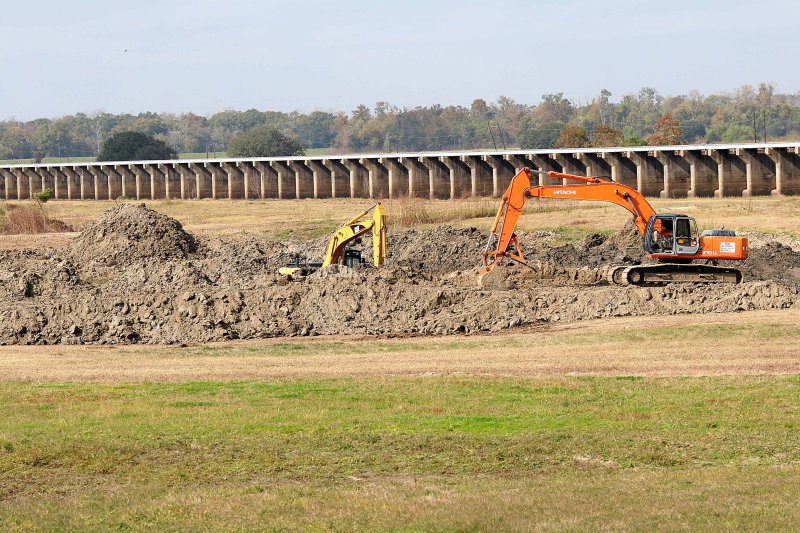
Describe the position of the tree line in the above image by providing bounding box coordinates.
[1,83,798,161]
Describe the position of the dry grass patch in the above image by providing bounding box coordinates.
[0,203,72,235]
[1,309,799,382]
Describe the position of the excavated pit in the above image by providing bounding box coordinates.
[0,204,799,345]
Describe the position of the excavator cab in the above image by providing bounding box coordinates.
[644,214,701,257]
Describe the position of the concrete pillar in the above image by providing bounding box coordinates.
[575,153,612,180]
[398,157,429,198]
[250,162,278,199]
[623,151,662,197]
[420,157,450,199]
[482,155,515,196]
[460,155,492,196]
[600,152,637,190]
[735,148,775,197]
[677,150,716,198]
[654,151,691,198]
[765,147,800,195]
[306,160,332,199]
[341,159,369,199]
[146,165,166,199]
[360,158,389,199]
[173,164,192,199]
[60,167,79,200]
[379,157,409,198]
[85,167,109,200]
[77,167,92,200]
[205,163,223,199]
[551,153,586,185]
[157,163,179,200]
[101,166,122,200]
[269,161,294,200]
[288,161,314,199]
[20,168,40,197]
[529,154,562,186]
[236,162,259,199]
[322,159,351,198]
[33,169,49,198]
[130,165,148,200]
[189,163,212,199]
[47,167,69,200]
[114,165,135,199]
[0,169,16,200]
[708,149,747,198]
[38,169,56,198]
[440,156,471,199]
[220,163,243,199]
[504,154,534,175]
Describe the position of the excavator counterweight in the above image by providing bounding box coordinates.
[480,168,747,287]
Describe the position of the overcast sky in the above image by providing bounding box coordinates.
[1,0,798,120]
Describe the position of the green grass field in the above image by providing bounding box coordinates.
[2,376,799,531]
[1,314,800,531]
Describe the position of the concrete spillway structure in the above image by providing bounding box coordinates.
[2,142,800,201]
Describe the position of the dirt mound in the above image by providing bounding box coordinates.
[736,242,800,287]
[70,204,196,266]
[529,220,645,269]
[389,226,486,273]
[0,206,798,345]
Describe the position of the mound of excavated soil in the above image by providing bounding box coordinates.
[735,242,800,288]
[0,206,798,345]
[528,220,646,269]
[389,226,487,273]
[70,204,196,266]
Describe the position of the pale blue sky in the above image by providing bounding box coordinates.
[1,0,798,120]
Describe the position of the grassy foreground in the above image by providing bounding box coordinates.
[2,311,800,531]
[1,375,799,531]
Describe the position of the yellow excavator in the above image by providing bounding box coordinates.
[279,203,388,276]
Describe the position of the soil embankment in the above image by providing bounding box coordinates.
[0,204,798,344]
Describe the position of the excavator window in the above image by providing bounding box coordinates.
[654,217,674,252]
[675,218,691,245]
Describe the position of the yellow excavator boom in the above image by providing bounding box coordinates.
[279,203,387,276]
[322,203,387,267]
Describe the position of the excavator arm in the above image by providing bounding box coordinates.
[322,203,387,268]
[480,167,746,286]
[482,168,655,274]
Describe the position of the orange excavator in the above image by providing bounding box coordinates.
[481,168,748,286]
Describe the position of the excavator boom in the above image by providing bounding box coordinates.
[323,203,387,268]
[481,168,747,286]
[280,203,387,277]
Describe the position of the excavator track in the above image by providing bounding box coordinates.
[605,263,742,286]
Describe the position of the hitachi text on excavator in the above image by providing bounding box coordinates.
[480,168,748,287]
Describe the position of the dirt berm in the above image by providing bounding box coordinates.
[0,204,798,345]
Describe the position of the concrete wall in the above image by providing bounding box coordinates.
[2,142,799,201]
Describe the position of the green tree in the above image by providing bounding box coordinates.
[555,125,589,148]
[517,117,563,149]
[623,136,648,146]
[0,126,33,159]
[294,111,337,148]
[590,124,623,147]
[227,125,305,157]
[647,114,682,145]
[97,131,177,161]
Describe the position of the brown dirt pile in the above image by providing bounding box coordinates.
[0,205,798,345]
[70,203,196,266]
